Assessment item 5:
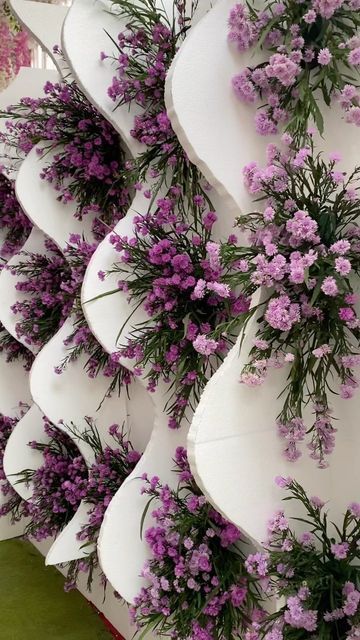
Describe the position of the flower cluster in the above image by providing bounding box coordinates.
[0,406,29,523]
[104,0,206,212]
[0,2,31,91]
[245,478,360,640]
[0,173,32,261]
[229,0,360,139]
[131,447,261,640]
[9,237,75,348]
[103,193,249,427]
[64,419,141,592]
[14,419,88,542]
[0,321,34,370]
[222,136,360,466]
[0,74,130,235]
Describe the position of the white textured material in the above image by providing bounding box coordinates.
[16,146,95,251]
[9,0,68,71]
[3,403,45,500]
[62,0,143,156]
[0,228,48,354]
[166,0,360,215]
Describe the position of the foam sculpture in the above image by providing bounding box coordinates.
[9,0,69,72]
[166,0,360,216]
[16,146,96,251]
[79,0,245,601]
[165,0,360,545]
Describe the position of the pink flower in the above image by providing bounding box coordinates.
[265,54,300,87]
[318,48,332,65]
[349,502,360,517]
[265,296,300,331]
[331,542,349,559]
[192,334,218,356]
[321,276,338,297]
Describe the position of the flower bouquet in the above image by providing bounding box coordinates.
[101,194,249,427]
[245,477,360,640]
[0,74,130,235]
[222,135,360,465]
[131,447,261,640]
[104,0,208,213]
[0,173,32,261]
[229,0,360,139]
[14,419,88,542]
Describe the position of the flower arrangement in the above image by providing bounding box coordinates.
[221,135,360,466]
[0,173,32,261]
[103,0,207,212]
[245,477,360,640]
[0,74,130,235]
[101,195,249,427]
[64,419,141,592]
[0,2,31,91]
[9,237,75,348]
[0,321,34,369]
[130,446,261,640]
[229,0,360,139]
[14,418,88,542]
[0,406,29,523]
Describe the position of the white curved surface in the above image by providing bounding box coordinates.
[166,0,360,215]
[188,308,360,546]
[0,68,59,177]
[62,0,143,156]
[30,316,154,460]
[9,0,69,72]
[45,500,95,565]
[16,146,96,251]
[0,227,48,354]
[99,411,188,603]
[0,354,31,415]
[82,190,150,363]
[3,403,45,500]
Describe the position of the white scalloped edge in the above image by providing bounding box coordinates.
[15,146,96,251]
[9,0,69,73]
